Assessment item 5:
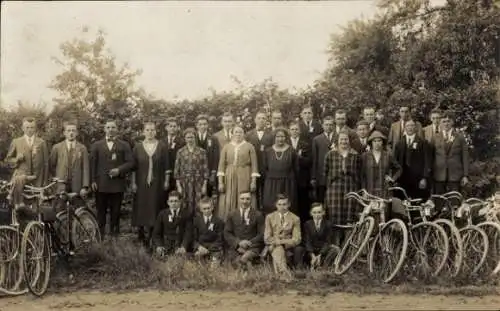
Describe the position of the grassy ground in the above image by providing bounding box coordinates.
[49,237,499,297]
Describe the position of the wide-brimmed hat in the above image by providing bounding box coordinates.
[367,130,387,144]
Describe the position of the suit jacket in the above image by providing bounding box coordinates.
[388,120,424,152]
[193,214,224,251]
[4,136,49,187]
[196,132,219,175]
[213,129,232,151]
[423,124,440,145]
[152,207,193,251]
[289,136,312,188]
[264,211,301,248]
[433,130,469,182]
[49,140,90,193]
[311,133,334,186]
[299,119,323,143]
[245,128,274,176]
[303,219,333,254]
[368,121,389,137]
[394,136,431,180]
[224,208,264,251]
[351,136,370,155]
[165,134,185,178]
[89,139,134,193]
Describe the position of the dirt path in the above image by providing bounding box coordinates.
[1,291,500,311]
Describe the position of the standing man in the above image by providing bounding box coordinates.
[5,117,49,188]
[362,106,388,136]
[433,112,469,194]
[332,109,357,144]
[351,120,371,154]
[245,110,274,210]
[424,108,442,145]
[394,120,431,200]
[165,117,185,194]
[270,110,284,132]
[195,114,219,198]
[388,105,424,153]
[49,121,89,196]
[311,116,335,204]
[298,105,323,142]
[213,112,235,151]
[90,119,134,238]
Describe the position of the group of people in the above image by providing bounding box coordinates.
[2,104,470,274]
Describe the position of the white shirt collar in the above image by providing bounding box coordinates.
[66,140,75,148]
[24,135,34,142]
[406,134,416,141]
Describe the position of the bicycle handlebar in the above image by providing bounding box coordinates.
[345,192,369,207]
[24,178,65,192]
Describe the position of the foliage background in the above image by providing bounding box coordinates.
[1,0,499,196]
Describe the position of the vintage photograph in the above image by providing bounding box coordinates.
[1,0,499,310]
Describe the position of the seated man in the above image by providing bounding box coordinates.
[303,203,340,269]
[192,197,224,265]
[152,191,193,257]
[264,194,304,275]
[224,191,265,269]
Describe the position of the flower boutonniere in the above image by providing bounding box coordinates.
[298,149,303,157]
[245,217,250,226]
[168,214,174,222]
[412,142,418,149]
[282,221,288,228]
[207,139,212,147]
[330,142,337,150]
[208,223,214,231]
[111,152,117,161]
[260,145,265,152]
[171,142,176,149]
[309,127,314,133]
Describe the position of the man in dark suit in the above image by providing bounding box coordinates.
[298,105,323,143]
[394,120,432,200]
[152,191,193,257]
[311,116,335,204]
[433,112,469,194]
[351,120,371,154]
[388,105,424,153]
[165,117,185,194]
[270,110,284,132]
[195,114,219,198]
[245,110,274,210]
[224,191,265,268]
[363,107,389,136]
[289,121,312,222]
[193,197,225,265]
[303,203,339,269]
[90,119,134,237]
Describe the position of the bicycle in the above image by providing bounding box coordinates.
[388,187,449,280]
[428,192,464,278]
[334,190,408,283]
[465,197,500,277]
[20,179,101,297]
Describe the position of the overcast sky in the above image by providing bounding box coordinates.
[1,1,441,110]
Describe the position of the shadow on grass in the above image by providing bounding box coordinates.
[50,239,499,297]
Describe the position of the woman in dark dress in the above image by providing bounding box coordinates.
[131,122,169,246]
[262,128,298,214]
[174,128,209,216]
[324,130,362,245]
[361,131,402,199]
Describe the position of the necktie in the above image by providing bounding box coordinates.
[434,126,439,134]
[280,214,285,226]
[67,143,74,181]
[316,221,320,230]
[173,209,178,219]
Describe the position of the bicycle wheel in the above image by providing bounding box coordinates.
[433,219,463,278]
[459,226,489,276]
[0,226,25,296]
[21,221,51,297]
[334,216,375,275]
[408,221,449,280]
[72,208,102,254]
[368,218,408,283]
[475,221,500,276]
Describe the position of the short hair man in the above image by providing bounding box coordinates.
[192,197,224,266]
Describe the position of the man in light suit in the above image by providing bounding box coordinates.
[49,121,89,196]
[264,194,304,275]
[423,108,442,145]
[298,105,323,143]
[90,119,134,237]
[245,110,274,210]
[388,105,424,153]
[224,191,265,269]
[5,117,49,188]
[213,112,235,152]
[433,112,469,194]
[311,116,335,203]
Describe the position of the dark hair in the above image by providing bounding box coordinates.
[323,115,334,123]
[301,105,313,113]
[274,127,289,141]
[166,117,178,125]
[196,114,209,123]
[363,107,376,113]
[255,109,267,117]
[275,193,289,204]
[310,202,324,211]
[238,190,252,196]
[62,120,78,130]
[356,120,369,128]
[335,109,347,116]
[198,197,213,207]
[288,121,301,128]
[22,117,36,124]
[142,121,156,131]
[336,129,351,143]
[430,108,442,115]
[168,190,181,199]
[183,127,196,137]
[221,112,234,119]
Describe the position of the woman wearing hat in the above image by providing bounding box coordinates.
[361,130,402,199]
[324,130,362,246]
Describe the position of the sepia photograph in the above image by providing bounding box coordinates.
[0,0,499,310]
